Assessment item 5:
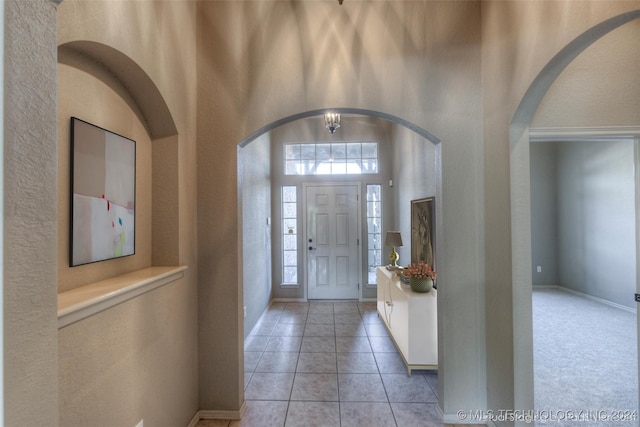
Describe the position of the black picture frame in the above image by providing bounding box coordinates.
[70,117,136,267]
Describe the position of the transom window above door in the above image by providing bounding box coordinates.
[284,142,378,175]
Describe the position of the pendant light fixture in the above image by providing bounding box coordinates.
[324,113,341,134]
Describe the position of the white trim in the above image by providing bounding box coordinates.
[58,266,187,329]
[546,285,637,314]
[438,405,496,426]
[246,300,279,337]
[529,126,640,142]
[272,297,308,303]
[186,411,200,427]
[198,405,247,421]
[188,402,247,426]
[279,282,300,288]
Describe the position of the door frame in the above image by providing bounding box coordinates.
[302,181,363,301]
[527,126,640,413]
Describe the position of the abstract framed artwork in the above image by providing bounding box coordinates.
[410,197,435,267]
[70,117,136,266]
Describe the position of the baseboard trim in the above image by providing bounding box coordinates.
[438,405,493,426]
[272,297,308,302]
[186,411,200,427]
[188,402,247,426]
[537,285,636,314]
[246,299,307,338]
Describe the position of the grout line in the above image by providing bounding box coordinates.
[332,302,344,427]
[239,301,440,427]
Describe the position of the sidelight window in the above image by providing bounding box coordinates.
[282,186,298,285]
[366,184,382,285]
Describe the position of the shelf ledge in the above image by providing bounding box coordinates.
[58,265,187,329]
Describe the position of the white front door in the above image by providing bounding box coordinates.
[306,184,360,299]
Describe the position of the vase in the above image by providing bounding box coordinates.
[409,277,433,293]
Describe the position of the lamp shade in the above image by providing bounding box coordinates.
[384,231,403,247]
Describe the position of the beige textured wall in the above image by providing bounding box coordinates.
[8,2,638,425]
[4,0,59,425]
[481,0,640,419]
[56,1,199,426]
[58,276,197,427]
[532,17,640,127]
[197,0,485,414]
[58,64,152,292]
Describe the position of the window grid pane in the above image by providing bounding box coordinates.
[366,184,382,285]
[282,186,298,285]
[284,142,379,175]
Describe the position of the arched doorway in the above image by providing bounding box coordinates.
[237,108,445,418]
[510,10,640,414]
[238,108,441,308]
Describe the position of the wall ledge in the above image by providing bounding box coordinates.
[58,265,187,329]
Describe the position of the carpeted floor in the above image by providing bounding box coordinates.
[533,287,638,427]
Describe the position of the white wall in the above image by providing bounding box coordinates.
[557,140,636,309]
[240,132,272,338]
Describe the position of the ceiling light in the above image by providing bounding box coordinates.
[324,113,341,134]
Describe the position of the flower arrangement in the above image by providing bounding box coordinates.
[402,261,437,280]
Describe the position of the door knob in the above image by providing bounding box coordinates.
[308,246,316,251]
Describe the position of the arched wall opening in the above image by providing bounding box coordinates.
[237,106,445,398]
[509,10,640,413]
[238,108,441,148]
[197,0,486,416]
[56,38,198,427]
[57,40,182,284]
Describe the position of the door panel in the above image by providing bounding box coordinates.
[336,214,349,246]
[307,184,360,299]
[316,256,329,287]
[336,256,349,287]
[317,214,329,245]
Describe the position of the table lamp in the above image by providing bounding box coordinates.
[384,231,403,269]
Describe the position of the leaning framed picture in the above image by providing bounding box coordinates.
[70,117,136,266]
[410,197,435,267]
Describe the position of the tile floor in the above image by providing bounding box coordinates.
[196,300,463,427]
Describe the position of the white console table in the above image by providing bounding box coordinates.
[376,267,438,374]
